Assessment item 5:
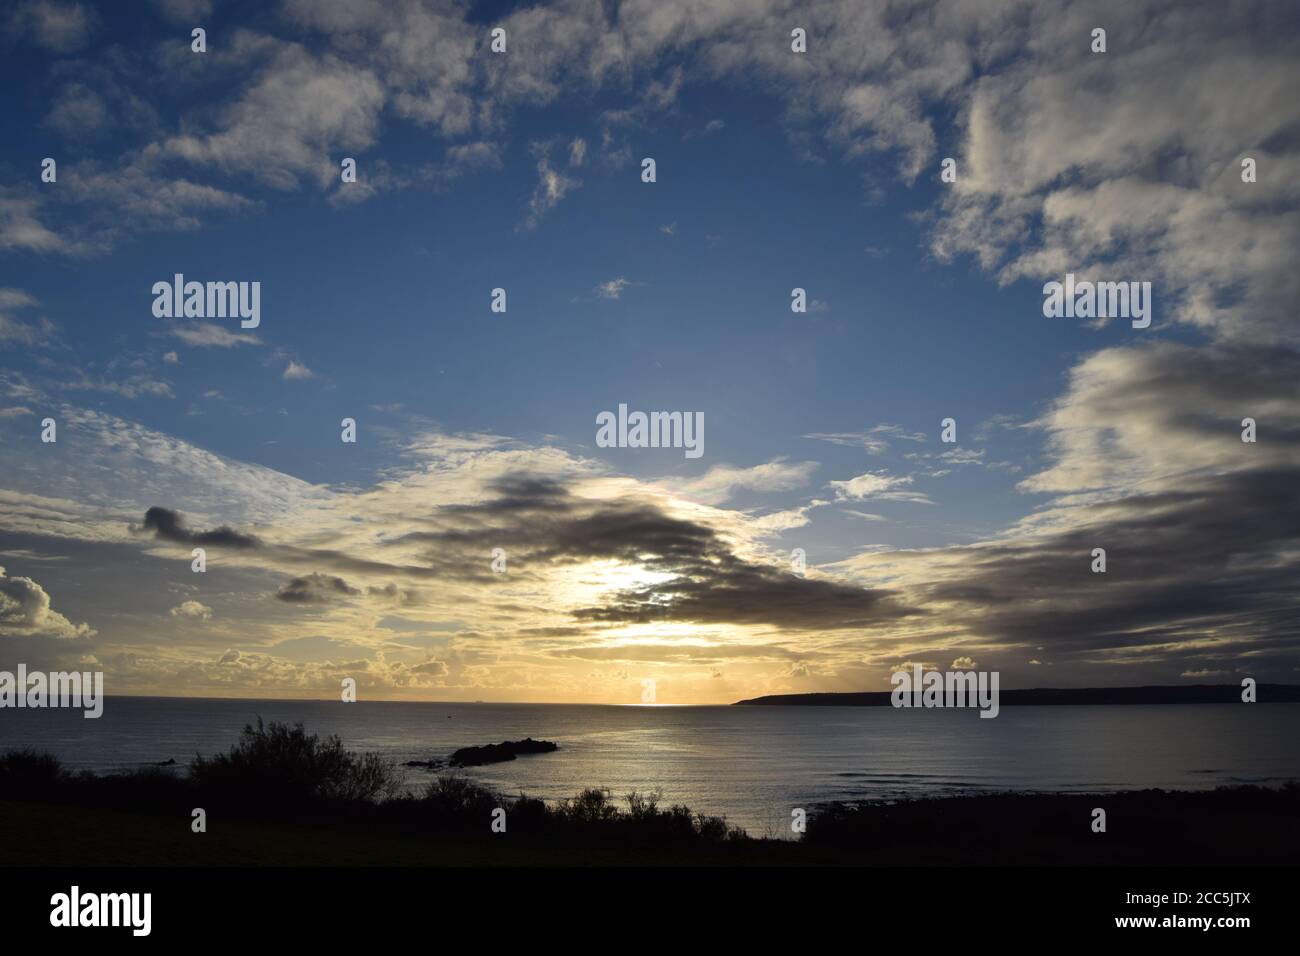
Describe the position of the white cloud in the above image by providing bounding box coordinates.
[168,323,262,348]
[661,459,818,506]
[0,289,56,348]
[0,565,94,639]
[594,277,632,300]
[568,137,587,167]
[162,43,385,191]
[170,599,213,621]
[523,141,581,229]
[0,191,66,254]
[829,471,930,504]
[6,1,95,52]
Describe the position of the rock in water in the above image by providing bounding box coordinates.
[449,737,559,767]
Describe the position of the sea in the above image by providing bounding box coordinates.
[2,697,1297,836]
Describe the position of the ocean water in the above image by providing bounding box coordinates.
[2,697,1297,836]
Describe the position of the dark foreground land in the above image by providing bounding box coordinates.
[1,720,1297,866]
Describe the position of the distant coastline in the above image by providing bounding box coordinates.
[734,683,1300,706]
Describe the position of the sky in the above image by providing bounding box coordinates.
[0,0,1297,704]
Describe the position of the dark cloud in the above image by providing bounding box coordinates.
[365,583,425,606]
[141,506,261,549]
[402,476,917,630]
[913,467,1300,677]
[137,480,912,633]
[275,573,361,604]
[138,506,436,580]
[854,338,1300,684]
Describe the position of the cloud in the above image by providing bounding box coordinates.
[170,599,212,620]
[829,471,928,503]
[684,119,725,140]
[0,404,327,548]
[1020,342,1300,497]
[661,459,818,506]
[926,3,1300,344]
[150,0,212,22]
[65,369,173,400]
[0,191,66,254]
[0,160,251,259]
[829,340,1300,683]
[0,565,93,639]
[276,574,360,604]
[410,659,449,677]
[43,83,110,138]
[0,289,56,348]
[141,506,262,549]
[168,323,262,348]
[523,139,581,229]
[594,277,632,300]
[568,137,587,167]
[393,476,916,631]
[161,42,386,191]
[4,0,1292,304]
[887,465,1300,678]
[804,424,927,454]
[6,1,95,52]
[282,360,315,380]
[58,159,253,245]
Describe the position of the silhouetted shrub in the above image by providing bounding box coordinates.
[393,777,743,843]
[417,775,500,825]
[543,786,743,842]
[0,748,67,800]
[78,765,193,814]
[557,787,621,825]
[189,718,402,814]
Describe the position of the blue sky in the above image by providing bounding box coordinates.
[1,0,1296,702]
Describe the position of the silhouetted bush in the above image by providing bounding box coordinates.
[0,750,192,813]
[557,787,622,825]
[189,718,402,814]
[84,765,194,813]
[416,774,500,826]
[0,748,67,800]
[543,786,742,842]
[382,777,743,843]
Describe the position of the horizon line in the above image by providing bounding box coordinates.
[37,681,1300,709]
